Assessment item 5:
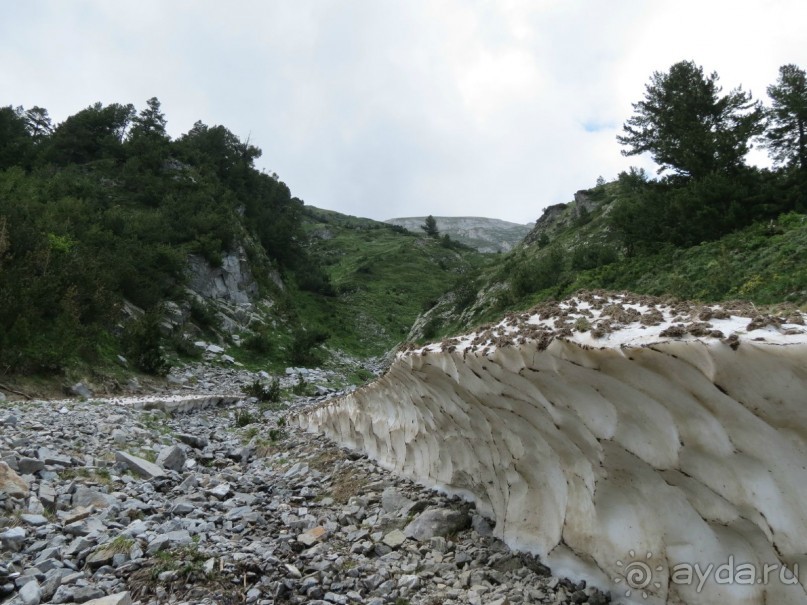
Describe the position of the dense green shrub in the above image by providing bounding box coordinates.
[244,378,281,402]
[571,243,619,270]
[511,247,564,297]
[289,328,329,366]
[122,312,171,376]
[243,330,273,354]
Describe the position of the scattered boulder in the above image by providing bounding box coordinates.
[0,461,29,498]
[403,508,471,541]
[67,382,93,399]
[0,527,27,552]
[72,485,112,509]
[17,579,41,605]
[156,444,186,471]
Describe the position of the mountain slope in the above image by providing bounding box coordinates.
[409,181,807,341]
[295,207,491,357]
[385,216,533,253]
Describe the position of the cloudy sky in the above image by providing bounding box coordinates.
[3,1,807,223]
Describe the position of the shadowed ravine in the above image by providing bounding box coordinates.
[301,295,807,605]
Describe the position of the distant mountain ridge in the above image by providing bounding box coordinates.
[384,216,534,253]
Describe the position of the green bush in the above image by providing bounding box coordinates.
[189,299,221,331]
[234,409,256,427]
[243,330,273,354]
[173,335,203,359]
[511,247,565,297]
[421,316,441,340]
[289,328,329,366]
[244,378,281,402]
[123,312,171,376]
[571,243,619,270]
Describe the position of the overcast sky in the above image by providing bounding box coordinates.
[3,1,807,223]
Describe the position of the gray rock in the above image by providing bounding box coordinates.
[284,462,308,478]
[156,445,186,471]
[38,482,57,508]
[36,448,72,467]
[176,433,208,449]
[72,485,112,509]
[208,482,231,499]
[403,508,471,541]
[38,569,65,602]
[382,529,407,548]
[18,579,41,605]
[86,543,119,569]
[20,514,48,527]
[0,527,27,552]
[68,382,93,399]
[71,585,105,602]
[50,585,75,604]
[472,514,493,536]
[147,530,191,555]
[381,487,414,513]
[284,564,302,579]
[17,458,45,475]
[114,451,165,479]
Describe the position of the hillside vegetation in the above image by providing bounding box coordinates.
[2,59,806,380]
[294,208,490,357]
[0,100,483,378]
[413,61,807,339]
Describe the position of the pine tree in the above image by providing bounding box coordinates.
[421,215,439,238]
[618,60,763,179]
[764,64,807,172]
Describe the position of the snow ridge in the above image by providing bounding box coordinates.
[303,293,807,604]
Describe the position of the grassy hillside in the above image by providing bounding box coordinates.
[420,182,807,340]
[292,207,491,357]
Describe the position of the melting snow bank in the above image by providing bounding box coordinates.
[301,293,807,605]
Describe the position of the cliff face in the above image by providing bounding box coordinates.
[301,293,807,604]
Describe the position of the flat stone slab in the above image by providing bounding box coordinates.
[82,592,133,605]
[114,451,165,479]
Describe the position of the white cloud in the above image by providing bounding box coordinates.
[2,0,806,223]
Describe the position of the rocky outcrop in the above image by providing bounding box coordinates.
[186,247,259,306]
[302,293,807,604]
[522,203,568,246]
[179,246,279,336]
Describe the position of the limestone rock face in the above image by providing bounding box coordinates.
[186,247,258,306]
[302,294,807,605]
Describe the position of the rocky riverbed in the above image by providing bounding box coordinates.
[1,369,609,605]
